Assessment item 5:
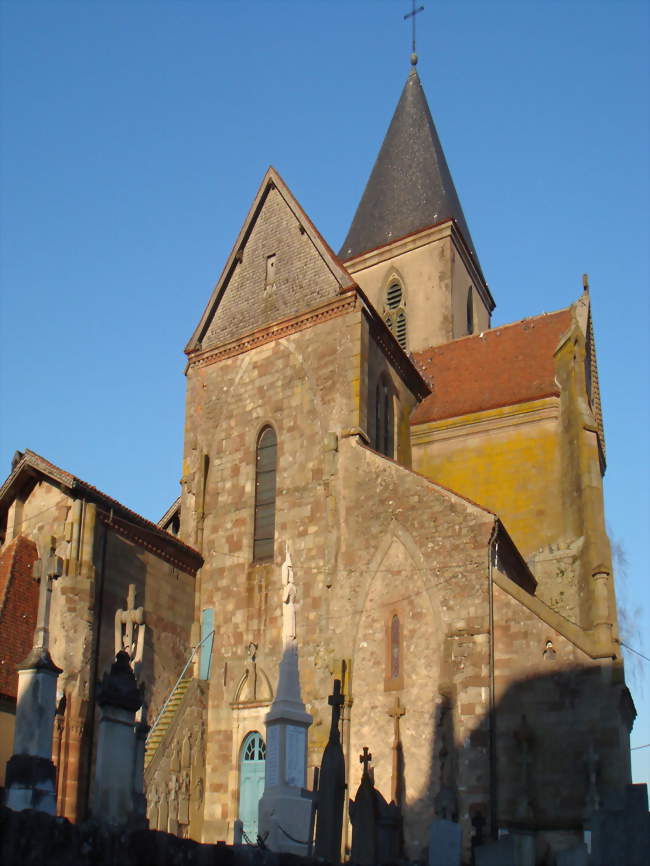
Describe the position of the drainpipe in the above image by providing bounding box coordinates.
[488,521,499,840]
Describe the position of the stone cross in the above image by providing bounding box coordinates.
[114,583,145,672]
[31,537,63,652]
[389,695,406,743]
[389,696,406,805]
[360,746,372,777]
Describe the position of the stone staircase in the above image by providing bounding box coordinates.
[144,676,192,768]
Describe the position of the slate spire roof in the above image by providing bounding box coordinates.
[339,66,481,272]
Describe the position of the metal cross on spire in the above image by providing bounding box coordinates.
[404,0,425,66]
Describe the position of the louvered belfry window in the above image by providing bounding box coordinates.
[384,281,408,351]
[253,426,277,561]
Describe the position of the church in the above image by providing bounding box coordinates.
[0,58,635,862]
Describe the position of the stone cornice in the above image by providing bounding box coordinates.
[411,397,560,446]
[98,512,202,576]
[186,292,359,372]
[344,219,495,313]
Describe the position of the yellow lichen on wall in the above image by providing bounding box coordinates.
[412,401,563,557]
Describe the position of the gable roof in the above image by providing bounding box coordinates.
[339,67,482,280]
[186,166,356,354]
[0,535,39,701]
[411,308,573,425]
[0,451,202,574]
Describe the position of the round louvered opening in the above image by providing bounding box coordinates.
[386,282,402,309]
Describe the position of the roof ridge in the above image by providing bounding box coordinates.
[413,306,573,357]
[11,451,199,558]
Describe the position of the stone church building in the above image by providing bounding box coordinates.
[0,64,635,860]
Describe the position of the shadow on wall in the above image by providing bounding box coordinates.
[398,663,634,864]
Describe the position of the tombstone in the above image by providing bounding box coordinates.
[314,679,346,862]
[591,782,649,866]
[258,545,314,856]
[4,539,63,815]
[93,650,143,826]
[349,747,401,866]
[428,818,462,866]
[556,843,590,866]
[350,748,377,866]
[474,835,516,866]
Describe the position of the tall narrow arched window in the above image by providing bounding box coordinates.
[253,426,277,561]
[374,375,394,458]
[383,280,408,351]
[385,611,403,691]
[390,615,400,679]
[466,286,474,335]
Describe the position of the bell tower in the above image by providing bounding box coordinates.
[339,62,494,352]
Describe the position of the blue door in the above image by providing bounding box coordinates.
[238,731,266,841]
[199,608,214,680]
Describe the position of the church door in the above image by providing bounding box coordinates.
[238,731,266,841]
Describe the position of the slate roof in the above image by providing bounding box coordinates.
[0,535,39,701]
[411,308,573,425]
[339,67,481,274]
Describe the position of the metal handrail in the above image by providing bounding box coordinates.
[145,629,215,746]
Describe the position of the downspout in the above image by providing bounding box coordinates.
[488,520,499,839]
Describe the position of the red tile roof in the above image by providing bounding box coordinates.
[411,308,573,425]
[0,535,39,701]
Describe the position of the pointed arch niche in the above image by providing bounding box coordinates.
[350,529,442,810]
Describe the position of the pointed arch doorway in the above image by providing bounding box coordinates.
[238,731,266,841]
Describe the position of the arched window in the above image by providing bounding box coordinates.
[466,286,474,335]
[385,611,403,690]
[374,376,394,458]
[253,426,277,561]
[390,614,400,679]
[383,280,408,351]
[238,731,266,839]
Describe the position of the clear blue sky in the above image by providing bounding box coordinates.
[1,1,648,784]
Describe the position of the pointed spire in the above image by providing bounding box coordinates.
[339,68,481,272]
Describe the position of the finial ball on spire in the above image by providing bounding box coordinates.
[411,52,418,66]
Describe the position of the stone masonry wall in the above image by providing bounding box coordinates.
[493,581,631,836]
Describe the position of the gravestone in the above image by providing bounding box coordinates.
[591,782,649,866]
[93,650,143,826]
[349,747,402,866]
[314,678,346,863]
[428,818,462,866]
[474,835,516,866]
[349,748,377,866]
[4,539,63,815]
[556,843,589,866]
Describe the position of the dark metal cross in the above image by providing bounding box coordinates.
[404,1,425,59]
[359,746,372,774]
[328,678,344,725]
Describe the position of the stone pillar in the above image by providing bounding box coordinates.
[5,539,63,815]
[4,648,62,814]
[258,643,313,855]
[93,651,143,826]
